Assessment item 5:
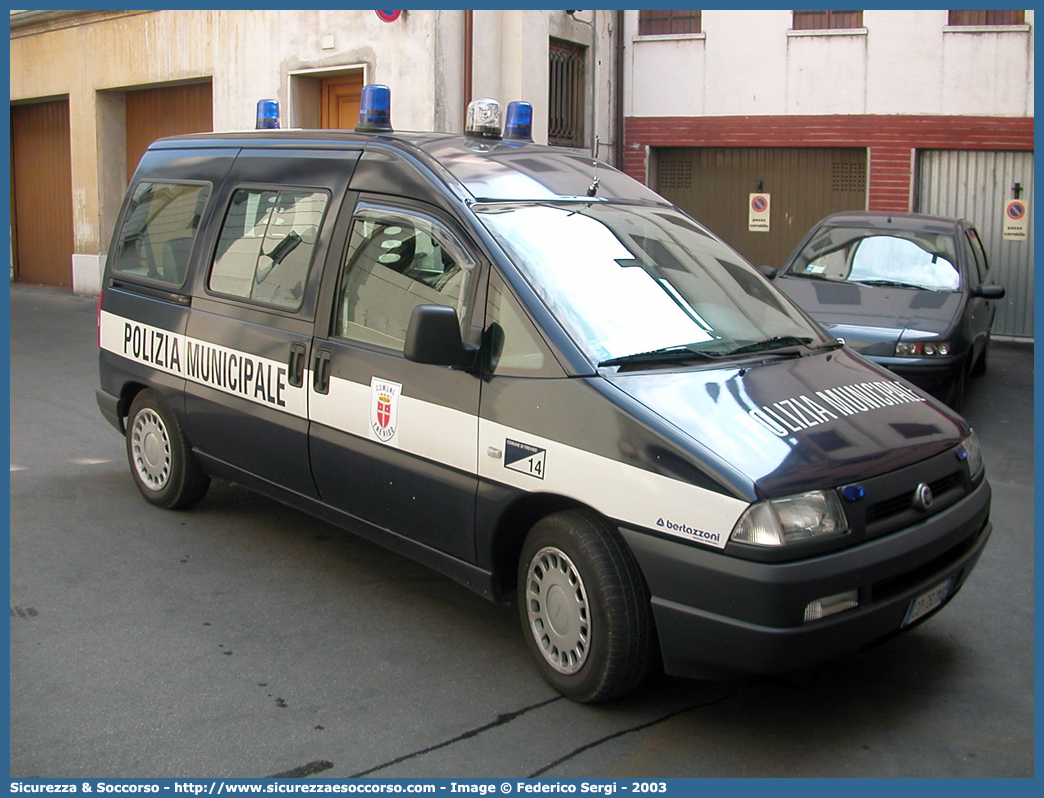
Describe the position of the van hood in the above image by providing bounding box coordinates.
[605,348,967,498]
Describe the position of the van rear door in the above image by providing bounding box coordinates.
[182,149,360,498]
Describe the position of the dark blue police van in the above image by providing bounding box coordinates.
[97,87,993,702]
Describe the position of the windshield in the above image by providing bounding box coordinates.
[476,203,829,365]
[784,226,961,292]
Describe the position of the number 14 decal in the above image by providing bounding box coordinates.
[504,438,546,480]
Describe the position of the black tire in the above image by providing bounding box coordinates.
[125,389,210,509]
[970,334,990,377]
[517,510,655,703]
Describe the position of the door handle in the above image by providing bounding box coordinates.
[313,349,332,395]
[287,342,307,388]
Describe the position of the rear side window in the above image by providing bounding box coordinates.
[209,188,329,310]
[110,181,210,287]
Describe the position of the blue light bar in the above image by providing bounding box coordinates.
[504,101,533,141]
[255,99,280,130]
[356,84,393,133]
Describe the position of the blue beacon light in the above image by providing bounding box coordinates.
[841,484,866,502]
[255,99,280,130]
[356,84,394,133]
[504,101,533,142]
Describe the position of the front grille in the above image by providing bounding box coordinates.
[865,470,963,525]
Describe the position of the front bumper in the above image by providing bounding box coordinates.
[621,478,991,678]
[867,353,965,397]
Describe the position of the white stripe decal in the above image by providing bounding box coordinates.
[103,310,747,547]
[309,375,478,474]
[479,421,746,548]
[99,310,308,417]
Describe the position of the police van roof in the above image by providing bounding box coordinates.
[148,129,668,205]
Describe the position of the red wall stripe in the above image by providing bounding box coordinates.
[624,115,1033,210]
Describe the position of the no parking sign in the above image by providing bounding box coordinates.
[749,193,771,232]
[1003,199,1028,241]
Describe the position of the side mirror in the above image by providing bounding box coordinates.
[757,265,779,280]
[972,284,1005,300]
[403,304,475,368]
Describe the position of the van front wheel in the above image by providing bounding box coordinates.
[518,510,655,703]
[126,389,210,509]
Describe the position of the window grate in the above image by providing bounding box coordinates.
[638,10,702,36]
[548,38,586,149]
[659,159,693,190]
[832,161,867,192]
[793,10,864,30]
[947,10,1025,26]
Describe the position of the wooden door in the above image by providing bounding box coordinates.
[11,100,74,286]
[321,72,364,129]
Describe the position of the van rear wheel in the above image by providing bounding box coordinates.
[126,389,209,509]
[518,510,655,703]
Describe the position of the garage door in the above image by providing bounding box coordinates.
[918,150,1034,339]
[11,99,74,286]
[126,82,213,180]
[655,147,867,270]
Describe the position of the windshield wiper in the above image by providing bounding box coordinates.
[787,270,834,282]
[723,335,813,356]
[599,345,723,369]
[851,279,928,290]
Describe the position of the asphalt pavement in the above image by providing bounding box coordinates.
[7,283,1035,778]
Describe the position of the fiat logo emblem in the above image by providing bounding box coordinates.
[913,483,934,511]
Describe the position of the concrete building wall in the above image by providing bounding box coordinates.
[10,9,616,294]
[623,10,1034,214]
[621,9,1034,337]
[627,9,1034,118]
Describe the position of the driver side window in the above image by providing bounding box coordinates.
[334,207,476,351]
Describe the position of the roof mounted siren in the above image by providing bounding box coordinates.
[503,101,533,142]
[465,98,502,138]
[356,84,394,133]
[255,99,280,130]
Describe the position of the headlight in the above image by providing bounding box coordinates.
[730,490,849,546]
[895,340,952,357]
[957,431,984,481]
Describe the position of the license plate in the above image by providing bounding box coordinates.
[903,578,953,627]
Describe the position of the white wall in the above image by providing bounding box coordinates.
[627,9,1034,118]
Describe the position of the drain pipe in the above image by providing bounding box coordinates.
[614,8,625,169]
[463,9,474,129]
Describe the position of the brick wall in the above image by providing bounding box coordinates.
[624,115,1034,211]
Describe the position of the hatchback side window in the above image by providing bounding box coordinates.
[110,181,210,287]
[966,228,990,285]
[209,188,328,310]
[334,207,475,351]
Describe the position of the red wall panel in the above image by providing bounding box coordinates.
[624,115,1034,211]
